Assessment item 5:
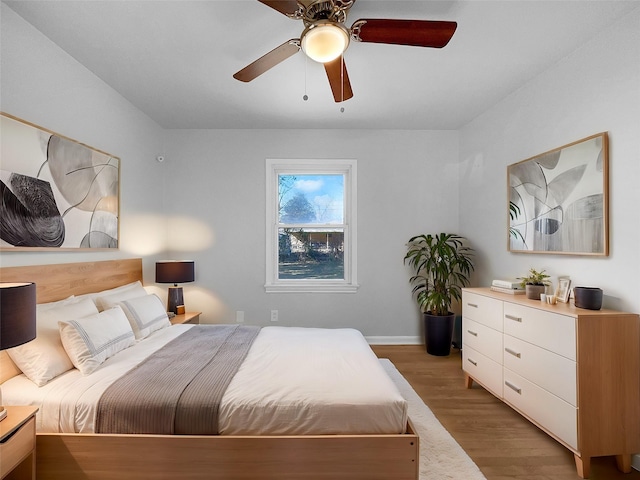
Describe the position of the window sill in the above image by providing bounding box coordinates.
[265,283,359,294]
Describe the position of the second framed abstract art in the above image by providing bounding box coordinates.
[508,132,608,256]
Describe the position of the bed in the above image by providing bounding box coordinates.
[0,259,419,480]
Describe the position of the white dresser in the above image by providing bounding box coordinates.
[462,287,640,479]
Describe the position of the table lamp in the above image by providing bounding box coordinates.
[0,282,37,421]
[155,261,195,314]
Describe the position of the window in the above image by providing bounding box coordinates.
[265,159,357,293]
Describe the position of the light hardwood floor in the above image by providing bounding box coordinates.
[372,345,640,480]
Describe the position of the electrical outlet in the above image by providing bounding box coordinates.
[270,310,278,322]
[236,311,244,323]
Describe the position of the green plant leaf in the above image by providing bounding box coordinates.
[404,233,475,316]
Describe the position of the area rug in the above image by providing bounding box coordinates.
[381,359,487,480]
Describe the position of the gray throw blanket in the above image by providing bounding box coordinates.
[95,325,261,435]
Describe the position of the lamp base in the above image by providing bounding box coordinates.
[167,286,184,315]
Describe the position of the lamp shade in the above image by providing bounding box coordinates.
[301,22,350,63]
[156,261,195,285]
[0,282,37,350]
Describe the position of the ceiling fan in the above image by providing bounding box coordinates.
[233,0,457,103]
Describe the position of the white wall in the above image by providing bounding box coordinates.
[458,7,640,313]
[0,4,167,282]
[163,129,459,338]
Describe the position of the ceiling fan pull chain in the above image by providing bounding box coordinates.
[303,54,309,101]
[340,54,345,113]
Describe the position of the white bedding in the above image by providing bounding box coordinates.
[2,325,408,435]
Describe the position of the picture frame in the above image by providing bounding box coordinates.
[0,113,120,250]
[556,277,572,303]
[508,132,609,255]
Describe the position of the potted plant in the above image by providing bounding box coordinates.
[518,268,551,299]
[404,233,474,356]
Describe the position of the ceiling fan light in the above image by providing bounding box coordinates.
[301,23,349,63]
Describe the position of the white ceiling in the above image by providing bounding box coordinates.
[4,0,638,130]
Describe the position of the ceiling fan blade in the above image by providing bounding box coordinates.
[258,0,302,17]
[324,57,353,103]
[352,19,457,48]
[233,39,300,82]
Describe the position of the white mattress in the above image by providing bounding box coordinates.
[2,325,408,435]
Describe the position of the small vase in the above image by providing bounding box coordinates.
[525,284,545,300]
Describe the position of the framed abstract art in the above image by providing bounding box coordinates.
[508,132,609,256]
[0,113,120,250]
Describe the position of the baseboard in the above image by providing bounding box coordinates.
[632,454,640,472]
[366,336,422,345]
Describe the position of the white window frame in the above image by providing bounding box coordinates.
[265,159,358,293]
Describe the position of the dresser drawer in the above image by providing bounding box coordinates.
[503,334,576,406]
[503,303,576,360]
[462,291,503,331]
[463,318,503,364]
[0,416,35,478]
[463,345,503,398]
[503,369,577,450]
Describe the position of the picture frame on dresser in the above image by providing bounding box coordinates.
[507,132,609,256]
[0,112,120,250]
[556,277,571,303]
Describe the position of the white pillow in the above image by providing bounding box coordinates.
[118,294,170,340]
[59,306,136,375]
[75,280,147,310]
[36,295,76,311]
[7,298,99,386]
[93,282,148,312]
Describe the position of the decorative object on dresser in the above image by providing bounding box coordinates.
[490,286,525,295]
[461,287,640,479]
[0,113,120,250]
[490,279,524,295]
[517,268,550,300]
[155,260,195,314]
[491,279,522,290]
[555,276,571,303]
[508,132,609,256]
[404,233,474,356]
[573,286,603,310]
[0,282,37,422]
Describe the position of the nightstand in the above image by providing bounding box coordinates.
[170,312,201,325]
[1,406,38,480]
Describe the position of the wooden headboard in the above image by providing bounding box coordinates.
[0,258,142,303]
[0,258,143,383]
